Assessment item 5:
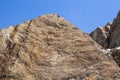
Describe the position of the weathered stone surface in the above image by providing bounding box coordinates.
[90,10,120,49]
[111,47,120,67]
[109,10,120,48]
[90,10,120,67]
[90,23,111,48]
[100,47,120,67]
[0,14,119,80]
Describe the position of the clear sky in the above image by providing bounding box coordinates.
[0,0,120,33]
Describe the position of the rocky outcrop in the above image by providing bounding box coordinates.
[90,23,111,48]
[0,14,119,80]
[90,10,120,67]
[109,10,120,48]
[90,10,120,49]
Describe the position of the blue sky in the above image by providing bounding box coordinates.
[0,0,120,33]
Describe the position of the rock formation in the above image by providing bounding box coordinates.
[0,14,119,80]
[90,23,111,48]
[90,10,120,49]
[109,10,120,48]
[90,10,120,67]
[111,47,120,67]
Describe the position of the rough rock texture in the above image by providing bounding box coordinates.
[0,14,120,80]
[90,23,111,48]
[90,10,120,67]
[90,10,120,49]
[111,47,120,67]
[101,47,120,67]
[109,10,120,48]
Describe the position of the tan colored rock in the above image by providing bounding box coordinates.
[100,47,120,67]
[0,14,119,80]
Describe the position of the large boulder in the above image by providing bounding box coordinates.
[0,14,119,80]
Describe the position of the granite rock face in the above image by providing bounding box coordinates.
[0,14,119,80]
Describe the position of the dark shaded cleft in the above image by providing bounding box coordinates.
[0,75,17,80]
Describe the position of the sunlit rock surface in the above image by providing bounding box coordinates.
[0,14,119,80]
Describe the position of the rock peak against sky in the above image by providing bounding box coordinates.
[0,13,119,80]
[0,0,120,33]
[90,11,120,67]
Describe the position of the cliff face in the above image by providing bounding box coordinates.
[0,14,119,80]
[90,11,120,68]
